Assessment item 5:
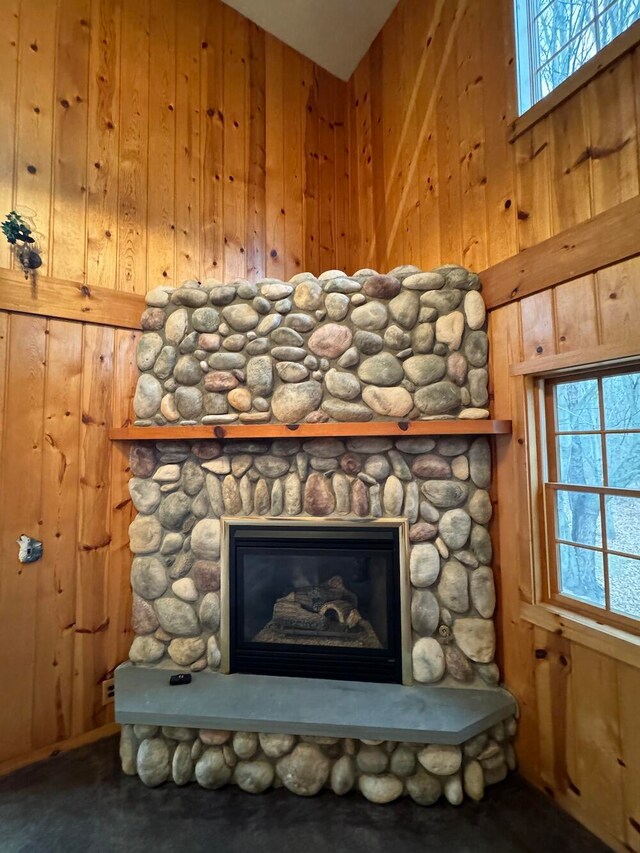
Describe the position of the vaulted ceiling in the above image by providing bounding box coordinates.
[221,0,399,80]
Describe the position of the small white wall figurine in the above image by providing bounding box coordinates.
[16,534,43,563]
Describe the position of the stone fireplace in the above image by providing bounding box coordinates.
[116,264,517,805]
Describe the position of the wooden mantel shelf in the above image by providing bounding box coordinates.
[109,419,512,441]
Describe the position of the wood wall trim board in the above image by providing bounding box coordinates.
[490,305,542,782]
[520,602,640,671]
[0,269,144,330]
[0,723,119,778]
[480,195,640,310]
[618,665,640,851]
[509,340,640,376]
[509,19,640,143]
[109,420,512,441]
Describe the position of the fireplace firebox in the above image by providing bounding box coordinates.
[221,520,410,684]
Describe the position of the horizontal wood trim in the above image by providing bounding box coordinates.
[0,269,144,329]
[480,195,640,310]
[109,420,513,441]
[0,722,120,778]
[509,19,640,143]
[509,341,640,376]
[520,602,640,670]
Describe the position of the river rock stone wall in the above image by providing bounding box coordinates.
[133,265,488,426]
[120,719,517,803]
[128,435,497,686]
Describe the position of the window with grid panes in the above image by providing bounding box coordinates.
[514,0,640,113]
[541,368,640,633]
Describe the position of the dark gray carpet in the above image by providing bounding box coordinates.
[0,736,608,853]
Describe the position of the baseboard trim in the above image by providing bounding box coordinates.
[0,723,120,778]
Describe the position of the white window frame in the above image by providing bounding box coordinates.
[514,0,640,114]
[537,365,640,637]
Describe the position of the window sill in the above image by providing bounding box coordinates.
[520,601,640,669]
[509,18,640,143]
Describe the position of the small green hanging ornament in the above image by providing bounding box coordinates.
[1,210,42,279]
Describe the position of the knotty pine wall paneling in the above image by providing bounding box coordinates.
[351,2,640,848]
[0,0,352,774]
[4,0,640,287]
[490,259,640,852]
[347,0,640,275]
[0,0,349,294]
[0,1,20,271]
[0,312,137,768]
[2,6,640,845]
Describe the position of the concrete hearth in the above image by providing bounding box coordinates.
[115,665,516,743]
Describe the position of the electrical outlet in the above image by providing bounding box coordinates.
[102,677,115,706]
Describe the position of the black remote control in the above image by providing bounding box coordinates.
[169,674,192,686]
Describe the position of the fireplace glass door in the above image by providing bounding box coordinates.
[228,524,403,683]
